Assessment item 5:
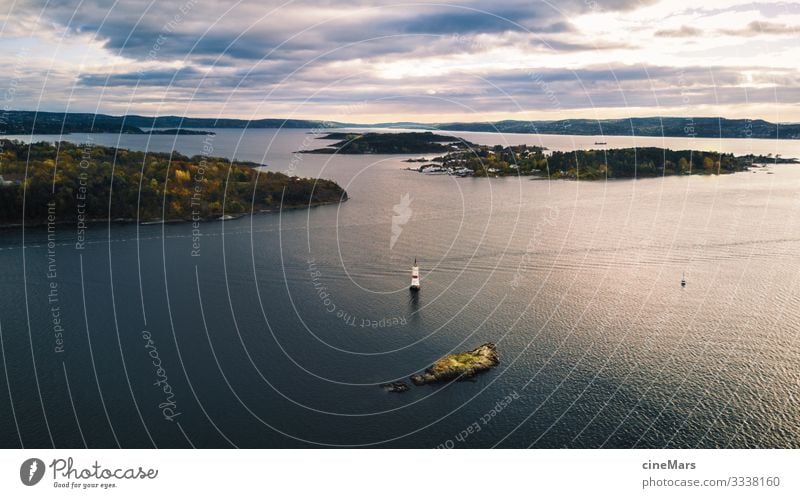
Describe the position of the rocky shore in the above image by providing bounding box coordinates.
[380,382,410,393]
[410,343,499,385]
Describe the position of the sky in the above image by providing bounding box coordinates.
[1,0,798,123]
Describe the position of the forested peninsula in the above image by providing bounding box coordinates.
[0,140,347,226]
[413,144,790,179]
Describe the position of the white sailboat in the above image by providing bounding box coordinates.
[410,258,420,290]
[681,271,686,287]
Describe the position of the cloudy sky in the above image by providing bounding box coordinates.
[1,0,798,122]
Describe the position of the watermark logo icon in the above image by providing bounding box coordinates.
[390,193,413,250]
[20,458,45,486]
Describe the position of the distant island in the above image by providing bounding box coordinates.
[145,128,215,135]
[0,139,347,226]
[405,117,800,140]
[298,131,474,154]
[3,111,800,139]
[409,140,798,179]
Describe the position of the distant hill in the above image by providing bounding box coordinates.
[426,117,800,140]
[0,111,339,135]
[1,111,798,139]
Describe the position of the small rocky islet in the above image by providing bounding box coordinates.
[380,382,410,393]
[379,343,499,392]
[410,343,500,385]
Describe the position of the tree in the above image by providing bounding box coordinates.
[703,156,716,174]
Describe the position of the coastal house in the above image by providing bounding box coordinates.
[0,175,13,186]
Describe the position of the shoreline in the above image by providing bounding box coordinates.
[0,198,346,230]
[405,167,755,181]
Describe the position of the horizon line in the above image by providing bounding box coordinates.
[5,109,799,126]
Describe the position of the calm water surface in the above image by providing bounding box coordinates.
[1,129,799,448]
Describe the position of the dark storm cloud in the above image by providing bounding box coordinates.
[389,7,548,34]
[375,0,655,36]
[77,67,203,87]
[77,20,287,62]
[27,0,653,62]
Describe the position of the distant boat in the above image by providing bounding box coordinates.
[681,271,686,287]
[594,141,608,145]
[410,258,420,291]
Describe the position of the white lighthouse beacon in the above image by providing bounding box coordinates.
[410,258,420,291]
